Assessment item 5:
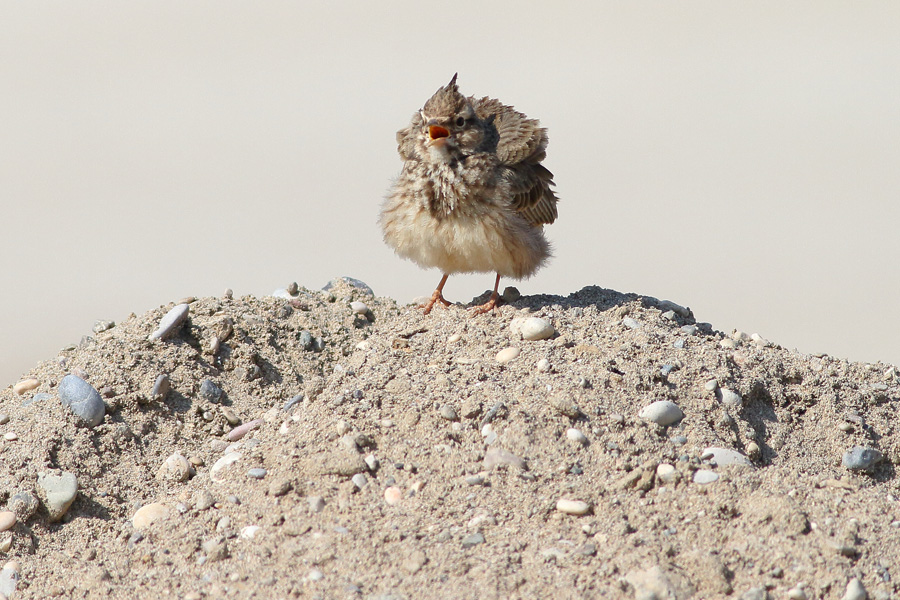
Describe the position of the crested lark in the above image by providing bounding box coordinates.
[380,74,559,314]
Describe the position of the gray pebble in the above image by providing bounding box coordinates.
[704,379,719,392]
[8,491,39,521]
[308,496,325,513]
[622,317,640,330]
[670,435,688,446]
[283,394,304,412]
[702,447,753,467]
[461,532,485,548]
[638,401,684,426]
[148,303,189,341]
[322,277,374,296]
[150,374,170,402]
[680,325,698,335]
[659,300,690,317]
[37,471,78,522]
[693,470,719,485]
[717,388,743,410]
[297,331,315,351]
[58,375,105,427]
[247,468,267,480]
[364,454,380,471]
[841,578,867,600]
[842,446,883,472]
[198,379,224,404]
[351,473,368,489]
[23,392,52,407]
[465,474,485,486]
[439,405,459,421]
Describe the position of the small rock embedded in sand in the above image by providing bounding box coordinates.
[198,379,224,403]
[556,499,591,516]
[12,378,39,395]
[210,452,242,482]
[841,577,867,600]
[0,561,19,598]
[702,447,753,467]
[157,453,192,482]
[2,433,15,442]
[226,419,262,442]
[622,317,640,329]
[439,405,459,421]
[513,317,555,341]
[148,303,189,341]
[8,492,38,522]
[384,487,402,505]
[0,513,15,533]
[351,473,368,489]
[461,532,485,548]
[536,358,552,373]
[639,401,684,426]
[37,471,78,522]
[149,373,170,403]
[308,496,326,512]
[247,468,267,480]
[656,463,679,484]
[717,388,743,410]
[693,470,719,485]
[58,375,105,427]
[483,448,527,471]
[566,428,588,445]
[496,347,520,364]
[842,446,882,472]
[132,503,170,529]
[447,333,462,343]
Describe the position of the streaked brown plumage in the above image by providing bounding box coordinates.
[379,74,559,314]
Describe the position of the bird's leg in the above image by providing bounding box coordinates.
[471,273,502,315]
[421,273,452,315]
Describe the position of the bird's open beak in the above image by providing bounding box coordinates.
[429,125,450,141]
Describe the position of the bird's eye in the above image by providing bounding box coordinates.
[455,116,466,127]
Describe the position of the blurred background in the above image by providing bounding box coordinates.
[2,2,899,385]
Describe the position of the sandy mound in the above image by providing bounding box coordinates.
[1,278,898,599]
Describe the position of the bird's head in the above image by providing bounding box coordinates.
[400,74,487,164]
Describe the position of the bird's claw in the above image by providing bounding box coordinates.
[421,290,452,315]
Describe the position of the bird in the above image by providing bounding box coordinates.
[379,74,559,315]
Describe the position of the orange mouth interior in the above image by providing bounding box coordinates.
[429,125,450,140]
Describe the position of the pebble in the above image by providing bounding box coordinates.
[702,447,753,467]
[198,379,224,404]
[842,446,882,472]
[132,503,170,529]
[23,392,52,407]
[210,452,242,482]
[148,303,189,341]
[8,492,38,521]
[0,561,18,598]
[439,405,459,421]
[150,374,170,402]
[670,435,688,446]
[786,586,808,600]
[622,317,640,329]
[550,395,581,419]
[483,448,527,471]
[0,513,14,533]
[516,317,555,341]
[12,379,39,395]
[2,433,15,442]
[461,532,485,548]
[680,325,698,335]
[718,388,743,410]
[566,428,588,445]
[656,463,679,484]
[659,300,690,317]
[536,358,552,373]
[638,401,684,426]
[226,419,262,442]
[37,472,78,522]
[349,301,369,314]
[556,499,591,516]
[58,375,105,427]
[841,578,867,600]
[351,473,368,489]
[283,394,304,412]
[308,496,326,512]
[384,487,402,505]
[496,347,521,364]
[157,453,192,482]
[307,569,324,582]
[447,333,462,343]
[365,454,379,471]
[693,470,719,485]
[247,468,267,480]
[240,526,260,540]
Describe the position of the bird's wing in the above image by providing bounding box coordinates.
[474,97,559,226]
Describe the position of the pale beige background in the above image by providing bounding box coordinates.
[2,2,899,386]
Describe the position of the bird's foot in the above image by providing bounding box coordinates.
[421,290,452,315]
[470,292,500,316]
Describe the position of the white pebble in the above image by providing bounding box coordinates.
[787,586,808,600]
[148,303,190,341]
[566,428,588,445]
[2,433,15,442]
[447,333,462,343]
[536,358,552,373]
[622,317,640,329]
[518,317,555,341]
[157,453,192,482]
[132,503,170,529]
[307,569,324,582]
[693,470,719,485]
[384,486,402,505]
[656,463,678,484]
[702,447,753,467]
[556,498,591,516]
[496,347,521,364]
[240,525,260,539]
[638,401,684,426]
[717,388,743,410]
[841,578,867,600]
[210,452,242,482]
[349,301,368,314]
